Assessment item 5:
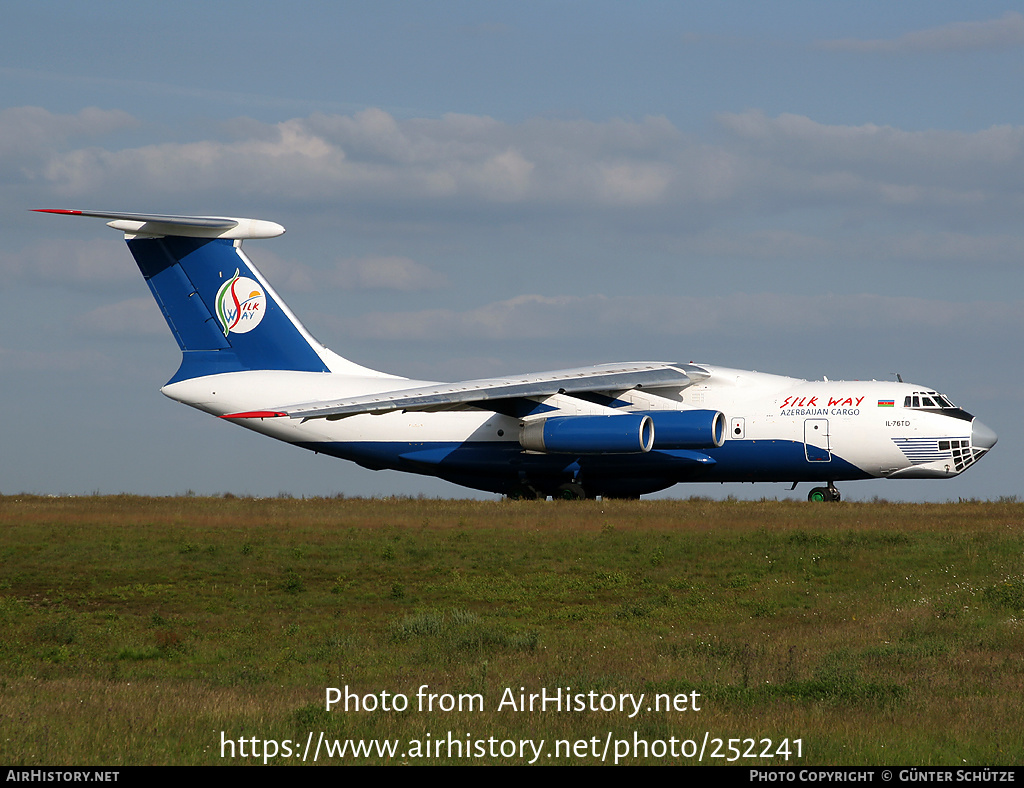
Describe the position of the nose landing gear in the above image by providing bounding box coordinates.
[807,485,841,502]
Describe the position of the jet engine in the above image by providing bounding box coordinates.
[519,414,655,454]
[642,409,726,449]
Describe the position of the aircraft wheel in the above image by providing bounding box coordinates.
[808,486,841,503]
[808,487,829,502]
[556,482,586,500]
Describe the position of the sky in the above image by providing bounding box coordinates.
[1,1,1021,501]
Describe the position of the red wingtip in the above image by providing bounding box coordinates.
[32,209,82,215]
[220,411,287,420]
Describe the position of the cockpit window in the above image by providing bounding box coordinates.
[902,390,973,421]
[905,391,956,409]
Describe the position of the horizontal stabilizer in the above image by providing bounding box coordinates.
[33,209,284,240]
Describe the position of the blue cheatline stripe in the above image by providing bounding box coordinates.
[126,236,329,382]
[290,438,871,487]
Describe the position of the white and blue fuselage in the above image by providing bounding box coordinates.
[162,366,996,499]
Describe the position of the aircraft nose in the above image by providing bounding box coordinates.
[972,419,998,451]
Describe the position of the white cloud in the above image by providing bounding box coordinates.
[598,162,670,204]
[716,110,1024,210]
[0,239,136,288]
[326,292,1024,343]
[73,298,165,336]
[242,249,317,293]
[14,105,1024,247]
[887,231,1024,263]
[719,111,1024,167]
[244,248,445,292]
[329,256,446,291]
[0,106,136,160]
[684,228,1024,265]
[330,294,586,341]
[41,118,342,198]
[36,108,689,207]
[818,12,1024,53]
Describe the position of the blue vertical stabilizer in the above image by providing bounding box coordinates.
[126,236,330,383]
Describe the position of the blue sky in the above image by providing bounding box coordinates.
[2,2,1021,500]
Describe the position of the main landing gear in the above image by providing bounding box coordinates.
[555,482,587,500]
[807,485,841,503]
[507,484,543,501]
[505,481,589,500]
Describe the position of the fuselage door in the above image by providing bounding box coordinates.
[804,419,831,462]
[730,417,745,440]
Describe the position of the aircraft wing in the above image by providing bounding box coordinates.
[278,362,708,420]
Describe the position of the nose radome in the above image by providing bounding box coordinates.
[972,419,998,451]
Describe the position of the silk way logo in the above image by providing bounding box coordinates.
[216,269,266,336]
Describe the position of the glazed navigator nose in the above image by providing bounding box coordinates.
[972,420,998,451]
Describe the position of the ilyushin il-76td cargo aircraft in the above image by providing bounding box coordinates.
[38,209,998,501]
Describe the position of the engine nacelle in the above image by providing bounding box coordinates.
[520,414,655,454]
[643,409,726,449]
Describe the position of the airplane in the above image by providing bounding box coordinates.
[36,209,998,501]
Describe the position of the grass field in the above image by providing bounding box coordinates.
[0,494,1021,765]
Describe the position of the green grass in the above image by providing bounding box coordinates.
[0,494,1021,765]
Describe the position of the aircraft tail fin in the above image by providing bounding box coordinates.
[35,210,376,383]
